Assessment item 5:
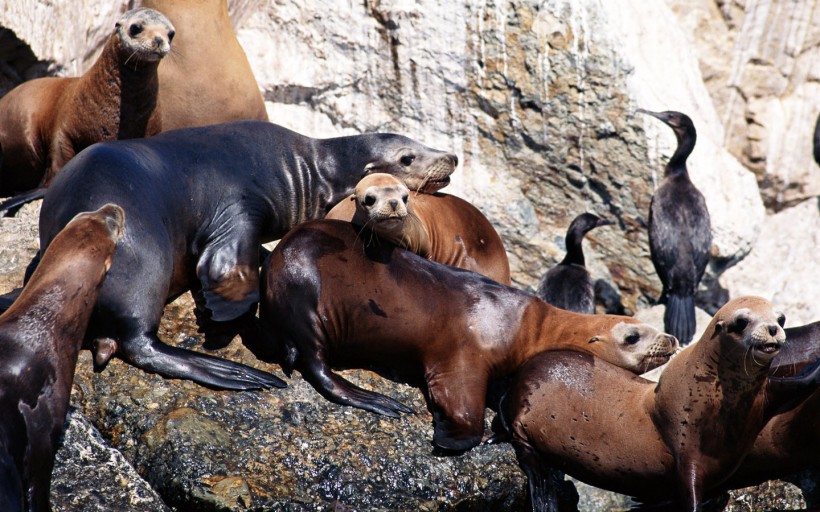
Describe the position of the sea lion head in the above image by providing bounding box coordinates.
[589,320,679,374]
[362,134,458,193]
[709,296,786,363]
[354,173,411,231]
[115,8,175,63]
[63,203,125,272]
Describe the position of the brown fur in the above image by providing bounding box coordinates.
[140,0,268,130]
[0,8,173,195]
[0,204,123,511]
[326,173,511,285]
[501,296,786,510]
[258,220,677,452]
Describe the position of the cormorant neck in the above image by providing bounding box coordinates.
[561,230,586,267]
[666,127,696,175]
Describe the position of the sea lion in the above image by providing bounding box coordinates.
[535,212,613,313]
[0,8,173,198]
[497,296,785,511]
[0,203,123,512]
[640,109,712,345]
[714,320,820,495]
[326,173,511,285]
[257,219,678,452]
[140,0,268,130]
[32,120,457,391]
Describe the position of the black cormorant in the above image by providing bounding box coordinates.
[640,109,712,345]
[536,212,613,314]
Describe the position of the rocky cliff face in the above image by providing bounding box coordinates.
[0,0,818,510]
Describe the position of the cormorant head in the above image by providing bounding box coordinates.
[567,212,614,240]
[637,109,697,171]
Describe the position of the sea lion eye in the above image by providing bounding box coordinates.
[625,333,641,345]
[734,317,749,331]
[168,30,175,42]
[777,314,785,327]
[400,155,415,166]
[401,194,408,204]
[363,194,377,207]
[129,23,144,38]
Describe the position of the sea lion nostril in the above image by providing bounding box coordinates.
[768,325,778,336]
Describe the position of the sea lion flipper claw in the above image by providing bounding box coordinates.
[119,333,285,390]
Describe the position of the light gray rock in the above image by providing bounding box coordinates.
[722,197,820,326]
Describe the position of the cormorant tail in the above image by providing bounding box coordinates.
[0,187,47,217]
[664,294,695,345]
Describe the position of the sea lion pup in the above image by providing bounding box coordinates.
[497,296,786,511]
[326,173,511,285]
[0,8,173,203]
[141,0,268,130]
[640,109,712,345]
[535,212,613,313]
[0,204,124,512]
[258,219,678,452]
[31,121,456,391]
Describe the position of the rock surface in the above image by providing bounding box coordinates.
[51,409,170,512]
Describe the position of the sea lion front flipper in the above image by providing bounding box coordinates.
[768,357,820,389]
[196,229,260,323]
[118,331,285,390]
[299,354,414,418]
[427,360,488,452]
[512,441,575,512]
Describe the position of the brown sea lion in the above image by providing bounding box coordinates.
[258,219,678,452]
[497,296,786,511]
[715,320,820,496]
[326,173,511,285]
[0,204,123,511]
[140,0,268,130]
[31,121,457,391]
[0,8,173,197]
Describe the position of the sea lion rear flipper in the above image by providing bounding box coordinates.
[118,331,286,390]
[300,355,413,418]
[196,233,260,323]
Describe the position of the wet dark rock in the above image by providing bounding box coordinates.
[51,408,169,511]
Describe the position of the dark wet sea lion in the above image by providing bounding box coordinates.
[0,8,173,200]
[140,0,269,130]
[258,219,678,452]
[326,173,511,284]
[498,296,785,511]
[0,204,123,511]
[640,109,712,345]
[33,120,457,391]
[536,212,613,313]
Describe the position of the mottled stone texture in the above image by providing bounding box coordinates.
[0,0,818,510]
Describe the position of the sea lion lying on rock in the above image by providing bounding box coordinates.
[258,219,677,452]
[0,204,123,511]
[326,173,511,284]
[497,296,786,511]
[30,121,456,391]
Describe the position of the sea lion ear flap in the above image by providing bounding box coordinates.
[363,162,381,176]
[712,320,725,339]
[588,336,600,344]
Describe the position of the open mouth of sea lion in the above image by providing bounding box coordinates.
[753,341,781,355]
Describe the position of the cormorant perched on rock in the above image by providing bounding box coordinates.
[536,212,613,314]
[640,109,712,345]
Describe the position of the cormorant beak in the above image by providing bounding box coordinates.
[596,218,615,228]
[636,108,666,122]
